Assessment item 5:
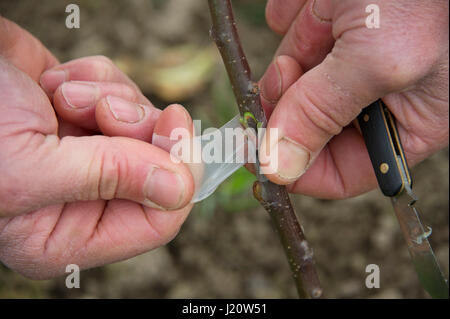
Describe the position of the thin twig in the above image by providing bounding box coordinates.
[208,0,322,298]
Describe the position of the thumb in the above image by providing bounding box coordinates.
[259,51,396,184]
[2,134,195,216]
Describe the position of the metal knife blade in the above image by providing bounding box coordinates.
[392,187,449,299]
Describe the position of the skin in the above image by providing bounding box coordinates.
[0,17,195,279]
[259,0,449,199]
[0,1,448,279]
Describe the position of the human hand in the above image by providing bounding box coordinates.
[0,17,195,279]
[259,0,449,198]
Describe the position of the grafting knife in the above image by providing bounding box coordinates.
[358,99,449,299]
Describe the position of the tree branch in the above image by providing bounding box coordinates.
[208,0,322,298]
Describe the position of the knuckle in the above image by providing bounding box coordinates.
[296,82,344,137]
[368,54,431,91]
[88,55,116,80]
[95,145,123,201]
[92,55,114,67]
[355,31,444,91]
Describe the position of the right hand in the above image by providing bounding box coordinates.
[258,0,449,199]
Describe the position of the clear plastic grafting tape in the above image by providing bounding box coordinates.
[153,115,257,203]
[191,115,256,202]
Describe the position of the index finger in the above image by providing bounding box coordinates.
[39,55,141,96]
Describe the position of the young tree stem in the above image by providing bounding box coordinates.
[208,0,323,298]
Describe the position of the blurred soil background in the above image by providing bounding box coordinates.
[0,0,448,298]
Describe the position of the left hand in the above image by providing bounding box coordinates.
[0,17,195,279]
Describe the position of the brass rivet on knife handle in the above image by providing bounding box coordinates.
[357,99,410,197]
[363,114,370,122]
[380,163,389,174]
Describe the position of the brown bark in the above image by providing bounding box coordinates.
[208,0,323,298]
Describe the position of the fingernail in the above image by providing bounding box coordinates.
[312,0,332,22]
[260,58,282,103]
[61,82,99,108]
[106,96,145,123]
[40,70,67,94]
[274,137,310,182]
[144,167,185,210]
